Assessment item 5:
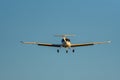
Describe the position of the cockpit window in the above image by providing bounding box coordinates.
[66,38,70,41]
[61,38,70,43]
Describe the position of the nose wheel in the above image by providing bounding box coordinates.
[72,49,75,53]
[66,50,68,53]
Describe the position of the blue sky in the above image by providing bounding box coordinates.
[0,0,120,80]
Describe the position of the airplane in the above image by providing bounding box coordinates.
[21,34,111,53]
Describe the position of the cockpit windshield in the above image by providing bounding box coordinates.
[61,38,71,43]
[66,38,70,41]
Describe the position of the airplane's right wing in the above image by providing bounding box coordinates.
[71,41,111,47]
[21,41,61,47]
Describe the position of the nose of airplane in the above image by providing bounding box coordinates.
[61,38,71,43]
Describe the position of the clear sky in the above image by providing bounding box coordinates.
[0,0,120,80]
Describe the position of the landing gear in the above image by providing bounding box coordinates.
[72,49,75,53]
[57,49,59,53]
[66,49,75,53]
[66,50,68,53]
[56,49,75,53]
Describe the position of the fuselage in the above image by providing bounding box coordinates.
[61,38,71,48]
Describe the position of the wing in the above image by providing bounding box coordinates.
[71,41,111,47]
[21,41,61,47]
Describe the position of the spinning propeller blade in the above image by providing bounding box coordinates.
[55,34,75,38]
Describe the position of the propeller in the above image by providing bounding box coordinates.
[55,34,75,38]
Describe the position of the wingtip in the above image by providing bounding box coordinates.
[20,41,24,44]
[107,41,111,43]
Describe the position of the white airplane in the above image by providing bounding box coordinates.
[21,34,111,53]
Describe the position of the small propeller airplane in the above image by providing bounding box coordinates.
[21,34,111,53]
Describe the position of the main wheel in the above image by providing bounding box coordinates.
[57,49,59,53]
[72,49,75,53]
[66,50,68,53]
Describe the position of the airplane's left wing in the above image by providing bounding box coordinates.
[21,41,61,47]
[71,41,111,47]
